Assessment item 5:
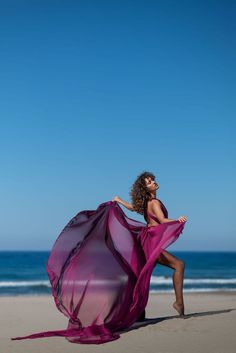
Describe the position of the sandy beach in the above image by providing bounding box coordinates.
[1,291,235,353]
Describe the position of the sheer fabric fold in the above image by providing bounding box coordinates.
[11,200,186,344]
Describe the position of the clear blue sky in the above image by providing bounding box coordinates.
[0,0,235,251]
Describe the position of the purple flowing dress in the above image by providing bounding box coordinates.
[11,199,186,344]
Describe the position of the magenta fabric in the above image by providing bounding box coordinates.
[11,199,186,344]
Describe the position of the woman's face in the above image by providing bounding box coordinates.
[145,176,159,192]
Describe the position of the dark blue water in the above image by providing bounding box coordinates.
[0,251,235,296]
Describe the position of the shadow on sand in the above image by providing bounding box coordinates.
[116,308,236,335]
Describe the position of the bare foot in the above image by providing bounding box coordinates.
[172,301,185,317]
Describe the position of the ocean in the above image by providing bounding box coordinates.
[0,251,235,296]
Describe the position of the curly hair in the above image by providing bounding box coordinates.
[129,171,156,221]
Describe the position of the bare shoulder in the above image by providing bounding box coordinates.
[149,198,161,210]
[149,198,161,205]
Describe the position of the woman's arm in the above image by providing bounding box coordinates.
[112,196,134,211]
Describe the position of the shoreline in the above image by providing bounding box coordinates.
[0,289,236,298]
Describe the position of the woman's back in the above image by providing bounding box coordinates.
[146,198,168,227]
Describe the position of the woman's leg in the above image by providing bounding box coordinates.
[155,249,185,316]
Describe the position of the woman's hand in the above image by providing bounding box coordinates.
[112,196,134,211]
[112,195,122,203]
[178,215,187,222]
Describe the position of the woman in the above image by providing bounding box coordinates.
[11,171,187,344]
[112,171,187,317]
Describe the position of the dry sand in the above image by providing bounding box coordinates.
[1,292,236,353]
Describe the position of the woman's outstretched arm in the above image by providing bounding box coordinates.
[151,199,187,223]
[112,196,134,211]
